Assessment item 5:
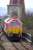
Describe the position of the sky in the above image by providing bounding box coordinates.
[24,0,33,13]
[0,0,33,17]
[0,0,9,7]
[0,0,10,17]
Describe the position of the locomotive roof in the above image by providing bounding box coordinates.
[4,17,23,25]
[4,17,17,23]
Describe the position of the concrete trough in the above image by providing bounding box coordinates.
[22,33,32,42]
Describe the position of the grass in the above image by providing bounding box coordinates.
[22,18,33,26]
[22,17,33,34]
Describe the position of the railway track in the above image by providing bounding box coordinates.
[12,42,26,50]
[0,41,33,50]
[0,33,33,50]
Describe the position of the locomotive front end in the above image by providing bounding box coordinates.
[4,17,23,38]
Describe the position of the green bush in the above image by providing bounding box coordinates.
[22,18,32,26]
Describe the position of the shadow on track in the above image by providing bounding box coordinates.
[0,45,5,50]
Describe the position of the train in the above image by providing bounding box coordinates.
[3,16,24,40]
[0,16,24,41]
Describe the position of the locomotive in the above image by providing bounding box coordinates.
[3,16,24,40]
